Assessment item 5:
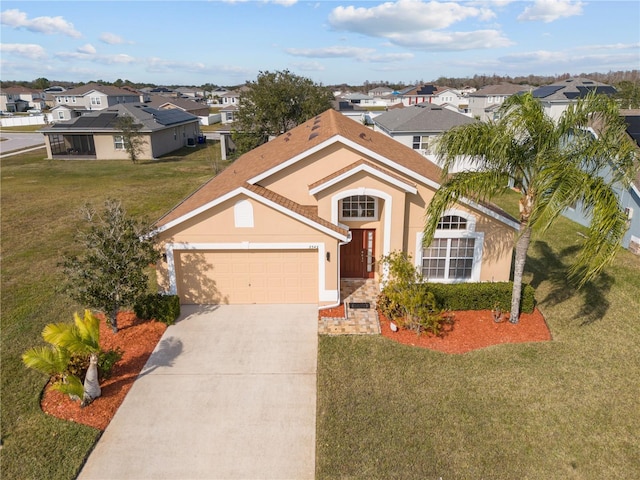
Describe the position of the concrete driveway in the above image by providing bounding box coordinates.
[77,304,318,480]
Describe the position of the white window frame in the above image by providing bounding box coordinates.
[91,96,102,106]
[339,195,378,221]
[415,209,483,283]
[113,135,125,150]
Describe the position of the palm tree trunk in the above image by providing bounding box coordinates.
[510,223,532,324]
[82,352,101,407]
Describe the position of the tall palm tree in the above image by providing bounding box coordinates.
[423,91,638,323]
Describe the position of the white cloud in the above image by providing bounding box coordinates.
[0,9,81,37]
[327,0,510,51]
[388,29,513,50]
[329,0,496,34]
[286,46,376,58]
[77,44,97,55]
[291,61,326,72]
[0,43,47,60]
[56,51,136,65]
[517,0,584,23]
[286,46,414,63]
[100,32,131,45]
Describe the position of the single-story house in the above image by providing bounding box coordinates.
[40,103,201,160]
[153,109,518,306]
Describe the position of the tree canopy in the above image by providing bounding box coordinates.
[232,70,334,155]
[424,91,638,323]
[61,199,159,332]
[115,115,146,163]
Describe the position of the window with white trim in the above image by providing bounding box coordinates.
[412,135,429,152]
[340,195,377,220]
[114,135,125,150]
[91,96,101,106]
[417,212,483,282]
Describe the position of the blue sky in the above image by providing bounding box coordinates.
[1,0,638,87]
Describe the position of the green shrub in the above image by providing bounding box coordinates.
[134,293,180,325]
[378,252,447,336]
[98,348,124,380]
[421,282,536,313]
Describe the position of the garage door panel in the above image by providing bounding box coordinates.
[176,249,318,305]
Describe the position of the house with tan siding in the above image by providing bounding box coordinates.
[153,109,518,307]
[40,103,201,160]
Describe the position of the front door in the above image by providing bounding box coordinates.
[340,229,375,278]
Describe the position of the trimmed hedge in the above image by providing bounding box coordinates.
[422,282,536,313]
[134,293,181,325]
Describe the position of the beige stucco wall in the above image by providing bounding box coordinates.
[261,143,365,205]
[156,194,340,300]
[155,142,516,306]
[93,133,153,160]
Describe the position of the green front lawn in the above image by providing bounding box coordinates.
[317,191,640,479]
[1,143,225,479]
[2,145,639,479]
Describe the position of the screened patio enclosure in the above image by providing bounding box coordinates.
[47,133,96,158]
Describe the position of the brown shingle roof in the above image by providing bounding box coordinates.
[60,83,139,97]
[243,183,348,236]
[155,109,444,228]
[308,158,416,191]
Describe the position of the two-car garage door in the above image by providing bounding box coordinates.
[174,249,318,305]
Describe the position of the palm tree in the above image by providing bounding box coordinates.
[23,310,102,405]
[423,91,638,323]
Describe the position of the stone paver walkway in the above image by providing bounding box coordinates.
[318,278,381,335]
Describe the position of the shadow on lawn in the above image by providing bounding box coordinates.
[526,240,613,325]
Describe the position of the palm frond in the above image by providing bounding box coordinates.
[22,346,70,376]
[423,170,508,245]
[73,309,100,352]
[51,374,85,401]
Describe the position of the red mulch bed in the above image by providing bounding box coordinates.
[42,306,550,431]
[321,305,551,354]
[40,311,166,431]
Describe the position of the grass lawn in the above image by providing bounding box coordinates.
[2,143,639,479]
[1,142,226,479]
[317,190,640,479]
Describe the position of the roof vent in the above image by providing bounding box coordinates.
[309,132,319,140]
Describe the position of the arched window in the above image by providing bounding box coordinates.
[234,199,254,228]
[340,195,377,220]
[416,211,482,282]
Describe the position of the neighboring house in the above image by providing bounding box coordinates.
[53,83,142,112]
[209,87,229,104]
[563,110,640,254]
[396,84,454,106]
[532,77,617,121]
[373,103,477,171]
[152,109,518,306]
[40,103,201,160]
[0,86,46,112]
[220,88,242,106]
[43,86,66,109]
[219,88,247,123]
[368,86,394,97]
[431,88,467,111]
[175,87,206,99]
[144,94,210,117]
[468,83,531,121]
[220,104,239,124]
